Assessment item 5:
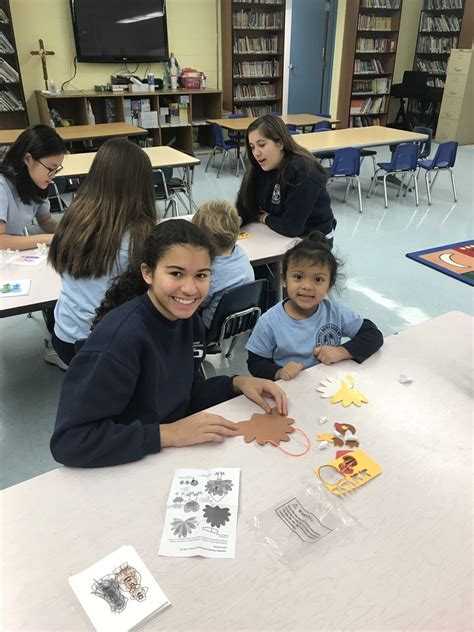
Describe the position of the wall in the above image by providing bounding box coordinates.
[10,0,219,124]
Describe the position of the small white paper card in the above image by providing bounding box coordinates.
[8,252,47,266]
[0,279,30,297]
[159,468,240,559]
[69,545,170,632]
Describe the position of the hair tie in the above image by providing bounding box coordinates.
[268,427,311,457]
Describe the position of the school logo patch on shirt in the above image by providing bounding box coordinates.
[271,183,281,205]
[193,341,204,359]
[315,323,342,347]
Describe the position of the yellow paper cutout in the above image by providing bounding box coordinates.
[238,231,252,240]
[317,374,368,407]
[316,450,382,496]
[317,433,334,443]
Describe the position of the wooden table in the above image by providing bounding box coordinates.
[0,222,294,318]
[1,311,472,631]
[206,113,339,133]
[0,123,147,146]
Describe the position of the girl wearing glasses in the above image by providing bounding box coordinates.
[0,124,66,250]
[48,139,156,366]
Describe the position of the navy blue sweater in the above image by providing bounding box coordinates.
[50,294,237,468]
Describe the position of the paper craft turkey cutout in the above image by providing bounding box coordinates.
[317,374,368,407]
[236,407,295,445]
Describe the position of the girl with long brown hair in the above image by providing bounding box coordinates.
[48,138,156,365]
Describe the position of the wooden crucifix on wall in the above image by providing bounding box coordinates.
[30,39,55,90]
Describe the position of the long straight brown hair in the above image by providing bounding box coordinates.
[49,139,156,278]
[236,115,327,224]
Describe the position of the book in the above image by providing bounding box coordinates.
[69,545,170,632]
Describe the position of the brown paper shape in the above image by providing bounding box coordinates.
[236,407,295,446]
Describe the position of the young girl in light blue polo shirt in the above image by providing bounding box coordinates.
[246,232,383,381]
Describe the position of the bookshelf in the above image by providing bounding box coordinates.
[221,0,286,116]
[0,0,28,130]
[408,0,472,129]
[35,89,222,154]
[336,0,403,129]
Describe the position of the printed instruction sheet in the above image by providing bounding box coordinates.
[159,468,240,558]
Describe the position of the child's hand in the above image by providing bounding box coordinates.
[232,376,288,416]
[275,361,304,381]
[160,413,239,448]
[314,345,351,365]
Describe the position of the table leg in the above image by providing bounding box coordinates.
[186,166,193,214]
[275,261,283,302]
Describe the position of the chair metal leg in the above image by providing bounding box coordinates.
[371,155,377,177]
[425,170,432,205]
[448,168,458,202]
[367,168,379,198]
[217,150,228,178]
[396,173,406,197]
[430,169,439,190]
[383,174,388,208]
[413,170,419,206]
[343,178,350,202]
[403,172,414,196]
[356,176,363,213]
[225,336,239,359]
[239,153,246,174]
[205,147,216,172]
[51,180,65,212]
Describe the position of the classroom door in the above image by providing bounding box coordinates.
[287,0,338,115]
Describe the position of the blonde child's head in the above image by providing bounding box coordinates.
[192,200,241,254]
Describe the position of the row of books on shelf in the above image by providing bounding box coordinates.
[233,60,280,77]
[233,0,283,4]
[352,77,391,94]
[232,10,283,28]
[421,13,462,31]
[350,96,387,115]
[0,87,24,112]
[416,58,447,74]
[356,38,396,52]
[234,83,276,100]
[0,58,19,82]
[427,77,445,87]
[234,104,275,116]
[233,36,279,54]
[124,96,189,128]
[354,59,386,73]
[0,8,9,23]
[417,35,458,53]
[358,15,393,30]
[423,0,463,9]
[360,0,400,7]
[0,32,14,54]
[350,115,382,127]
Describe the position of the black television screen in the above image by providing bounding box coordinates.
[70,0,169,63]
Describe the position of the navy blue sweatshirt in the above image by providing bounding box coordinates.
[50,294,237,468]
[237,155,336,238]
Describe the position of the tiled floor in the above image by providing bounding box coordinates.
[1,143,472,489]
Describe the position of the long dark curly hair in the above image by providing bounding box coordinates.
[92,220,215,327]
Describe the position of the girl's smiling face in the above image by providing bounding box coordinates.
[141,244,212,321]
[248,129,284,171]
[284,260,332,316]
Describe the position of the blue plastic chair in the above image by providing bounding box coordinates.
[328,147,363,213]
[205,123,245,178]
[227,112,245,142]
[311,120,331,132]
[367,143,419,208]
[417,140,458,205]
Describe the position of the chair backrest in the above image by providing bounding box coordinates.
[389,143,418,171]
[228,113,244,140]
[311,120,331,132]
[206,279,268,345]
[153,167,173,187]
[431,140,458,169]
[210,123,226,148]
[328,147,361,177]
[412,126,433,159]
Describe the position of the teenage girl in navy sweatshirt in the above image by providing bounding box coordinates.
[50,220,287,468]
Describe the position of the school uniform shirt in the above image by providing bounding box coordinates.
[246,298,383,380]
[50,293,237,468]
[200,244,255,329]
[237,155,336,238]
[0,174,50,234]
[53,233,130,344]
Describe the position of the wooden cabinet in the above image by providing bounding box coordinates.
[35,89,222,154]
[436,48,473,144]
[221,0,286,116]
[336,0,403,129]
[0,0,28,130]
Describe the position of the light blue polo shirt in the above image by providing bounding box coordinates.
[53,233,131,343]
[200,243,255,329]
[246,298,363,368]
[0,174,50,234]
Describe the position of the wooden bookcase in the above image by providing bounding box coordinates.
[35,88,222,154]
[336,0,403,129]
[408,0,472,129]
[221,0,286,116]
[0,0,28,130]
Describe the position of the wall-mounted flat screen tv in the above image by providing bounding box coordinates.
[70,0,169,63]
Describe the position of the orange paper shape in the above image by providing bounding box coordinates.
[236,407,295,445]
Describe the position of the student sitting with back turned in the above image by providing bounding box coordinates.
[50,220,287,468]
[246,232,383,381]
[47,139,156,367]
[235,115,336,243]
[0,125,66,250]
[192,200,255,331]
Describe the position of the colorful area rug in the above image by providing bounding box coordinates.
[406,240,474,286]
